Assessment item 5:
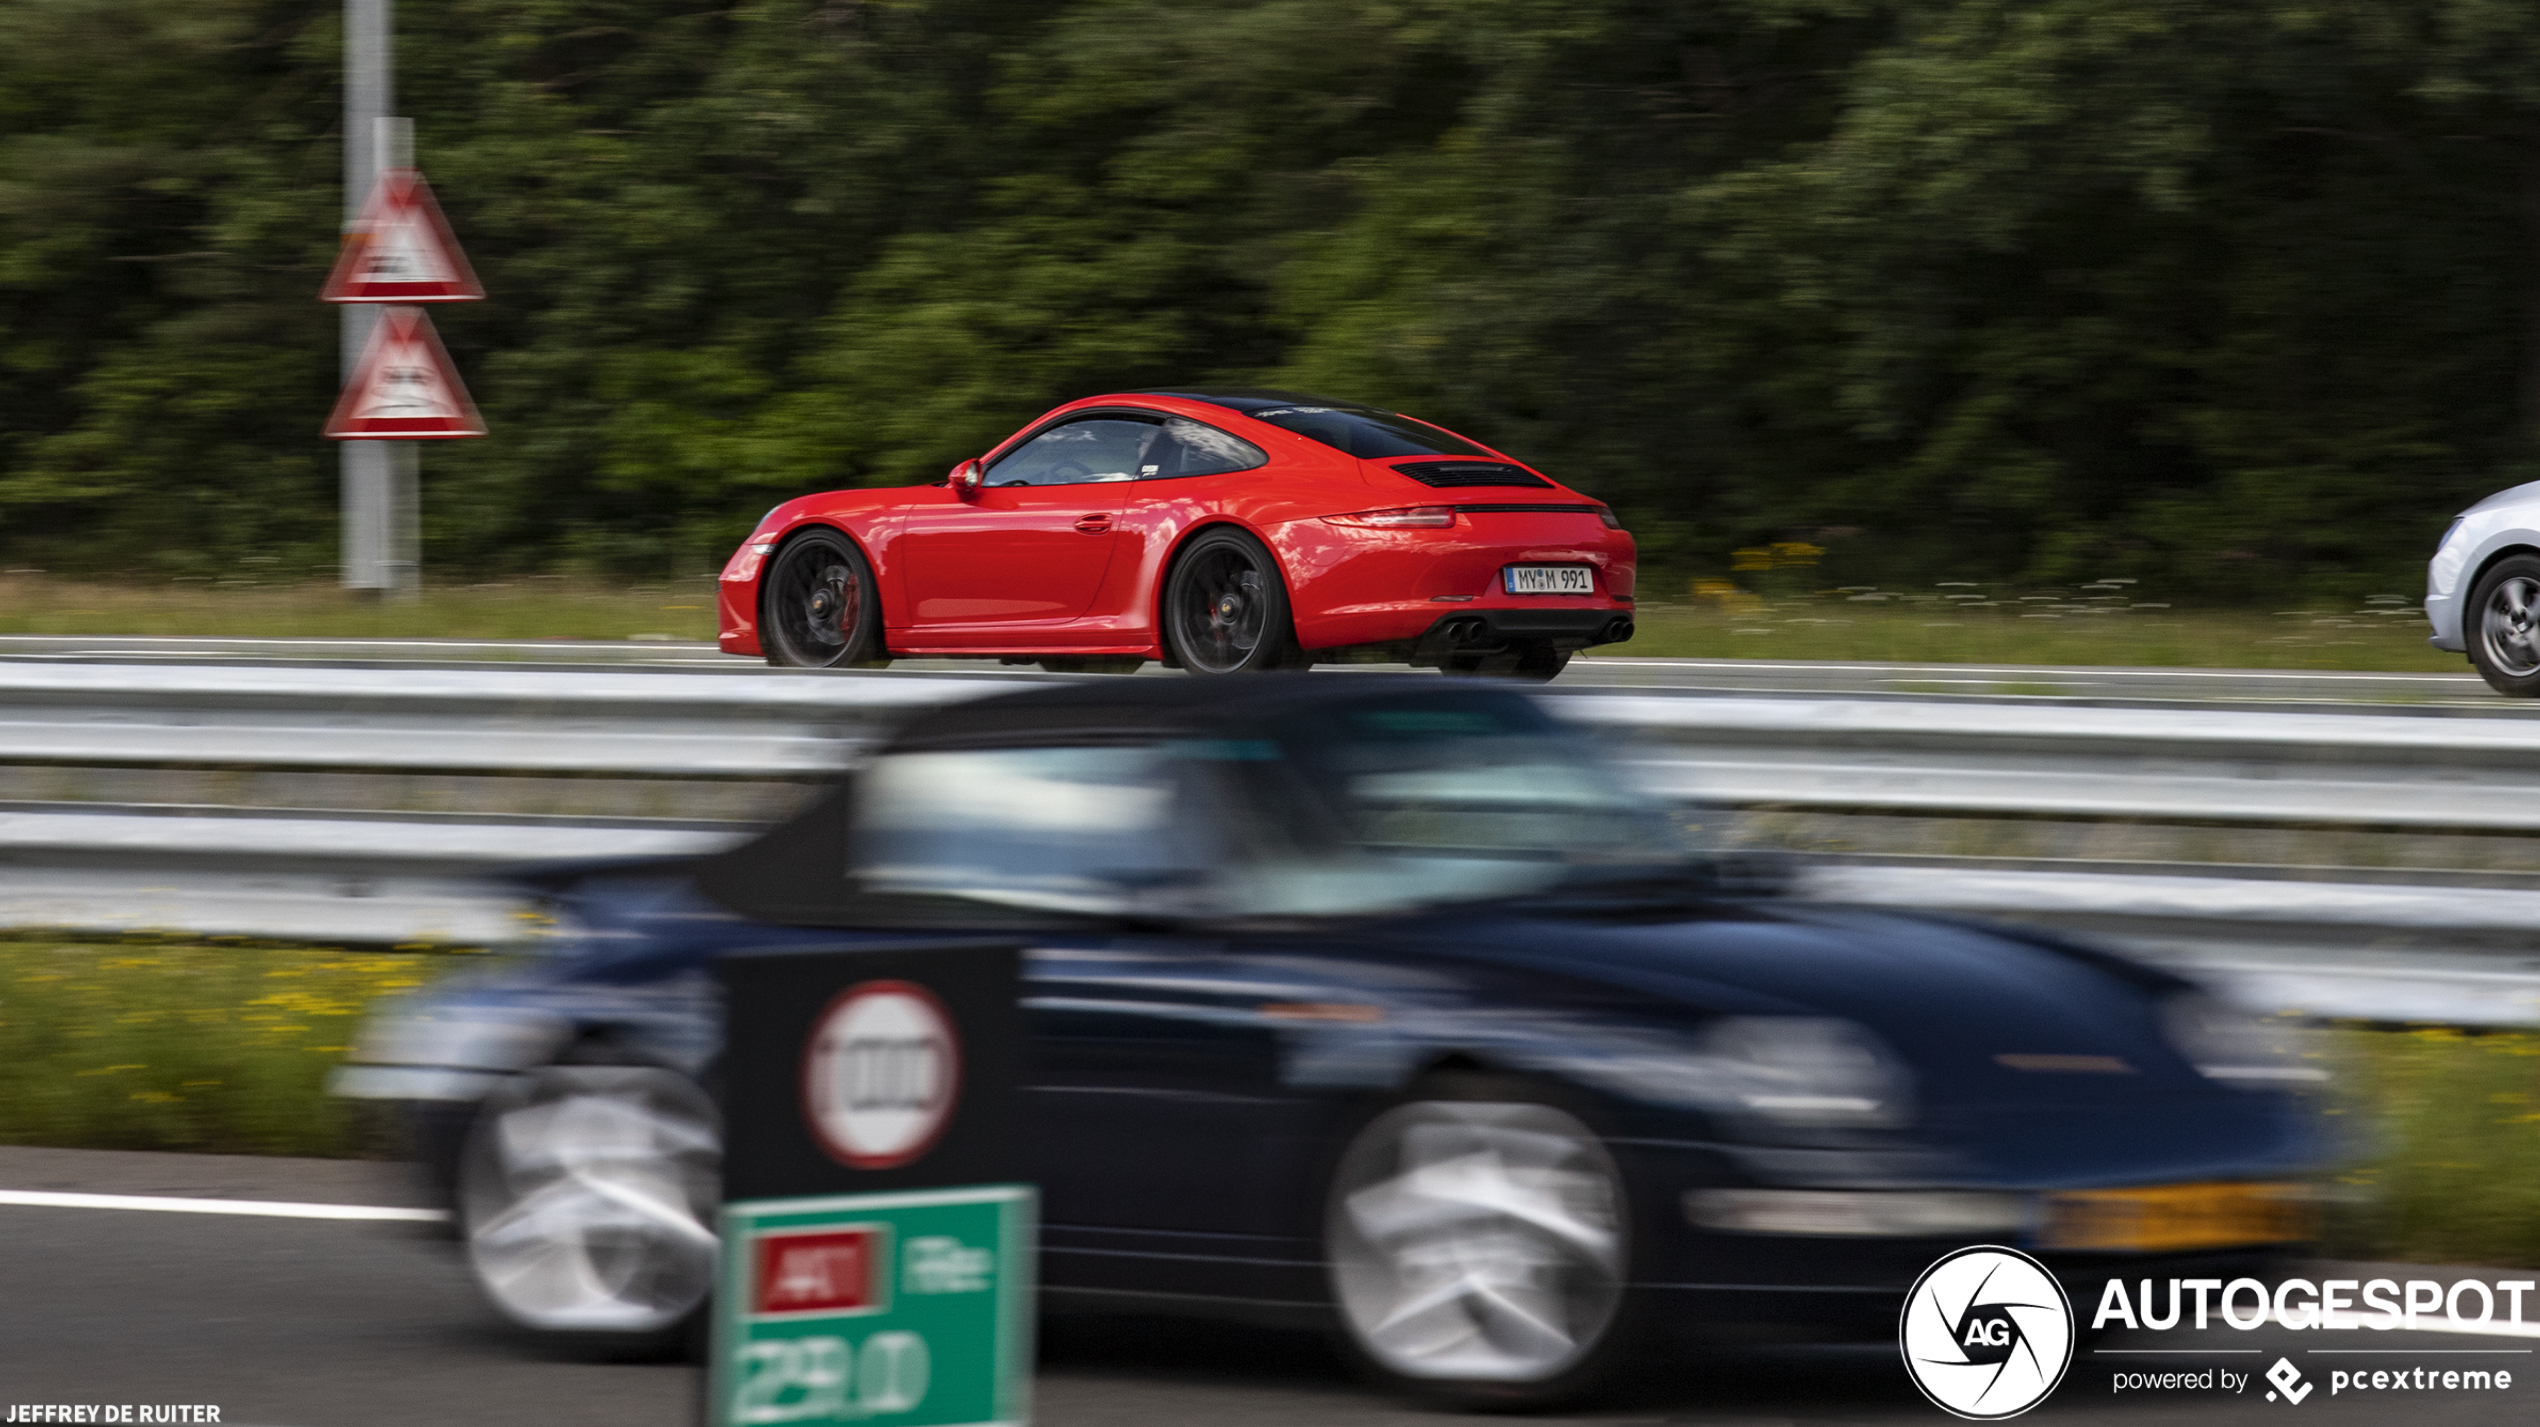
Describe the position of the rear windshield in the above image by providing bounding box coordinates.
[1241,405,1498,460]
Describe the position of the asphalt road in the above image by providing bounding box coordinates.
[2,1148,2531,1426]
[0,634,2510,714]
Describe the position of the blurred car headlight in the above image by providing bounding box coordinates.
[1687,1188,2025,1237]
[1695,1016,1914,1127]
[2164,994,2328,1088]
[347,1006,570,1075]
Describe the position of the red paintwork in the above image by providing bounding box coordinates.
[716,393,1636,661]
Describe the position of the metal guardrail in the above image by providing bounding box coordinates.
[9,663,2539,824]
[5,662,2539,1023]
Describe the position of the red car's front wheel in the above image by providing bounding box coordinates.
[762,529,884,668]
[1164,528,1308,674]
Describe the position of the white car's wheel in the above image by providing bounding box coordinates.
[459,1064,721,1352]
[2471,553,2540,696]
[1325,1083,1634,1406]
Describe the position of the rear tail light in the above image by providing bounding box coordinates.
[1323,506,1457,530]
[1596,505,1623,530]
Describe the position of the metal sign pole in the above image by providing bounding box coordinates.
[342,0,416,599]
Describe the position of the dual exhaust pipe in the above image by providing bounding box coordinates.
[1429,614,1636,650]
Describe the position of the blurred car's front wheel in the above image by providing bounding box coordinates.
[458,1062,722,1358]
[1324,1075,1637,1408]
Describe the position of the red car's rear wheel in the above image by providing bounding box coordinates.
[1164,528,1308,674]
[762,529,884,668]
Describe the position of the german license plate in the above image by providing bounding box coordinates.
[1503,565,1596,595]
[2038,1182,2315,1252]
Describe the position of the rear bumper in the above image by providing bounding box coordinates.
[1409,607,1635,664]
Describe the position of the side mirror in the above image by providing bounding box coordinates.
[1709,847,1797,899]
[950,458,984,496]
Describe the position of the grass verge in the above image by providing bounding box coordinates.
[5,934,2536,1272]
[0,573,721,643]
[0,934,456,1158]
[2323,1027,2540,1268]
[0,572,2464,672]
[1623,592,2457,672]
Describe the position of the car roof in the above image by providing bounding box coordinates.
[883,672,1521,750]
[1133,388,1388,415]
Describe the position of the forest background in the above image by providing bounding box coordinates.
[6,0,2540,602]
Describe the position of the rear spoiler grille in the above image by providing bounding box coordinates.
[1388,460,1553,489]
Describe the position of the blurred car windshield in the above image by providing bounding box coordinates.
[1240,404,1499,460]
[1210,692,1698,915]
[846,692,1696,920]
[850,744,1216,914]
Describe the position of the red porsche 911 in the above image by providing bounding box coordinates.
[717,389,1636,679]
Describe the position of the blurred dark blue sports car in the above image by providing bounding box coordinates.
[334,675,2327,1406]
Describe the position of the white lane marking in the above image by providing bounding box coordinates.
[0,1188,446,1222]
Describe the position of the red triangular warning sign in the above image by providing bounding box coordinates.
[321,168,484,303]
[324,306,486,439]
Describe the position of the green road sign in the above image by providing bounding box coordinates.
[712,1184,1035,1427]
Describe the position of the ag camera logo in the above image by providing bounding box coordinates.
[1901,1245,2075,1419]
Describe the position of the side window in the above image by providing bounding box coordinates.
[849,745,1215,913]
[1144,417,1267,480]
[983,416,1163,487]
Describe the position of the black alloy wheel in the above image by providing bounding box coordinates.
[762,529,884,668]
[1162,528,1309,674]
[2471,553,2540,696]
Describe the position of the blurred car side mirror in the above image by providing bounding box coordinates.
[950,458,984,496]
[1709,847,1797,898]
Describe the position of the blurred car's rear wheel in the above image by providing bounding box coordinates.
[459,1063,721,1357]
[1324,1076,1635,1408]
[2471,554,2540,696]
[762,529,885,668]
[1163,528,1309,674]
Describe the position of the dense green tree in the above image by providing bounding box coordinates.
[7,0,2540,600]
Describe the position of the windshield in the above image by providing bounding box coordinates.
[1208,692,1700,916]
[843,692,1700,921]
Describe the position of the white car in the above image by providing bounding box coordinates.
[2428,479,2540,694]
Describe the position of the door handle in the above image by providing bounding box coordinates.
[1074,514,1112,534]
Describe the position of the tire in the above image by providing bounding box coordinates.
[1323,1074,1638,1408]
[1162,528,1309,674]
[458,1062,722,1358]
[761,529,884,669]
[2470,554,2540,696]
[1440,643,1571,682]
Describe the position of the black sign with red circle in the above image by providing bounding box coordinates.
[716,939,1021,1200]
